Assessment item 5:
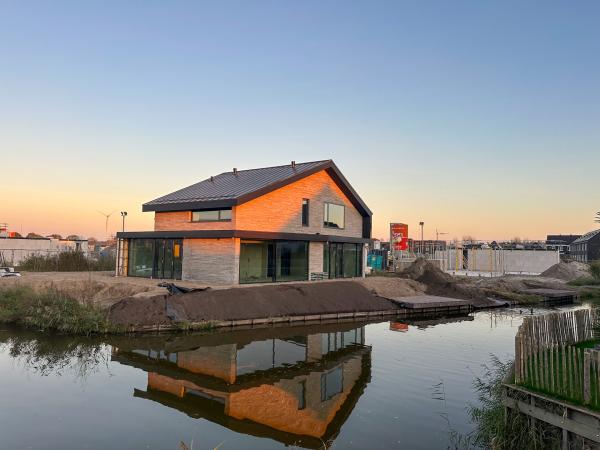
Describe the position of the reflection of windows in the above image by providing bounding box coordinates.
[321,366,343,401]
[321,328,364,354]
[191,209,232,222]
[323,203,345,229]
[297,380,306,410]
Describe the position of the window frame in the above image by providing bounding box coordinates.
[323,202,345,230]
[191,208,232,223]
[301,199,310,227]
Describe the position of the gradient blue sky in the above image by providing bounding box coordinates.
[2,1,599,240]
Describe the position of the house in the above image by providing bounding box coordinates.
[570,230,600,263]
[115,160,372,285]
[546,234,581,255]
[112,325,370,448]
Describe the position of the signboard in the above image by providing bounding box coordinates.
[390,223,408,251]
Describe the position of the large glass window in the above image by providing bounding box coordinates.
[239,240,308,283]
[323,203,345,229]
[192,209,232,222]
[239,240,274,283]
[325,242,362,279]
[276,241,308,282]
[127,238,182,279]
[128,239,155,278]
[321,366,343,401]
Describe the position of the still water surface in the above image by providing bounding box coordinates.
[0,306,586,450]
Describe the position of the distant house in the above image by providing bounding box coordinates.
[116,160,372,284]
[570,230,600,263]
[0,235,89,266]
[546,234,581,255]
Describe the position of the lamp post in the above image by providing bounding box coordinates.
[120,211,127,232]
[419,221,424,256]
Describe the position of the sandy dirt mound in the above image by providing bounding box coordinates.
[541,261,590,281]
[0,272,162,306]
[108,281,399,326]
[397,258,485,301]
[358,277,426,300]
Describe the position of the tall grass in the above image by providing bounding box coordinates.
[453,356,561,449]
[0,286,113,335]
[18,251,115,272]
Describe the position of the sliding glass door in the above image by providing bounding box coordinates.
[324,242,363,279]
[128,238,182,280]
[240,240,308,283]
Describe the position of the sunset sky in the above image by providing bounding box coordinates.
[2,1,599,241]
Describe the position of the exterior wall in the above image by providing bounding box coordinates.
[182,238,237,285]
[234,170,363,237]
[0,237,89,266]
[444,249,559,274]
[155,210,236,231]
[308,241,324,275]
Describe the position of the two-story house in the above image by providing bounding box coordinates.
[115,160,372,285]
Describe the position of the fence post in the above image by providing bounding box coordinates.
[584,349,591,404]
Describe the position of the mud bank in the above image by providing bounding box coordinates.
[108,281,401,330]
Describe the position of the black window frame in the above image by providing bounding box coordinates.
[191,208,232,222]
[301,199,309,227]
[323,202,345,229]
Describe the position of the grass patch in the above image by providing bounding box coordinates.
[0,286,114,335]
[18,251,115,272]
[568,277,600,286]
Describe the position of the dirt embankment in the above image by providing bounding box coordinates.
[541,261,590,281]
[108,281,399,326]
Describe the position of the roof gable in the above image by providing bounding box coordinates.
[143,160,372,217]
[572,229,600,244]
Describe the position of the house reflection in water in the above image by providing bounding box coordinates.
[112,325,371,448]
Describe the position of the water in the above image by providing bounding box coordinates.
[0,305,588,450]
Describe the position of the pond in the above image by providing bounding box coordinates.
[0,304,590,450]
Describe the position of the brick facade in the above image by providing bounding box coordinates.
[235,170,363,237]
[182,238,238,285]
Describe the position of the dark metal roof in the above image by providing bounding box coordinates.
[143,160,372,217]
[572,229,600,244]
[116,229,372,244]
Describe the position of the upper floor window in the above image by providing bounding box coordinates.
[302,199,309,226]
[191,208,232,222]
[323,203,345,229]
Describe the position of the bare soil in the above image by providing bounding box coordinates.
[108,281,399,326]
[541,260,590,281]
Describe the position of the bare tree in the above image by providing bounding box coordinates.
[595,211,600,223]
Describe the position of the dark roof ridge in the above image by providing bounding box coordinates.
[225,159,331,175]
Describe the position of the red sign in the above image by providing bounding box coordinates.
[390,223,408,251]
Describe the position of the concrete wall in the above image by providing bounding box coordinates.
[182,238,239,284]
[0,237,89,266]
[443,249,559,274]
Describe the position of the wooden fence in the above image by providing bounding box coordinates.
[514,309,600,408]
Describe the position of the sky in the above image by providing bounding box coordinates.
[1,0,599,241]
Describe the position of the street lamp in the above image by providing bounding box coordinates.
[419,221,424,256]
[120,211,128,232]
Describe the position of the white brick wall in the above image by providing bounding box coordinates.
[182,238,237,285]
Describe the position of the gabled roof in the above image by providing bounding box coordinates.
[143,160,372,217]
[572,229,600,244]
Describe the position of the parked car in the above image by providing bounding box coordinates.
[0,267,21,277]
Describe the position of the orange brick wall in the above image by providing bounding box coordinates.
[235,170,363,237]
[155,210,236,231]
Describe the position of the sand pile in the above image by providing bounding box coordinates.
[398,258,486,301]
[108,281,399,326]
[541,261,590,281]
[358,277,426,300]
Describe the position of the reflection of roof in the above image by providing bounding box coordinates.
[142,160,372,217]
[132,350,371,449]
[572,229,600,244]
